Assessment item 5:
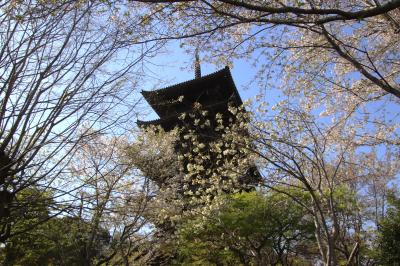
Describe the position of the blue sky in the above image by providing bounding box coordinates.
[138,42,283,122]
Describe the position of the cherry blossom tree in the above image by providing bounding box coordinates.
[68,133,151,265]
[130,103,398,265]
[0,0,164,242]
[125,0,400,148]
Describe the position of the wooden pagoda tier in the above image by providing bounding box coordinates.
[137,66,243,130]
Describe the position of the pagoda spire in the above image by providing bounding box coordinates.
[195,48,201,79]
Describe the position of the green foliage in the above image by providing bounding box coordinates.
[175,191,315,265]
[1,217,109,266]
[376,192,400,266]
[174,239,239,266]
[0,188,110,266]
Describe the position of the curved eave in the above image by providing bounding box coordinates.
[137,119,162,127]
[137,115,179,128]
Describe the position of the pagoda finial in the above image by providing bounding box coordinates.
[195,48,201,79]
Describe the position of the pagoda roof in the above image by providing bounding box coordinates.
[141,66,242,118]
[137,117,175,131]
